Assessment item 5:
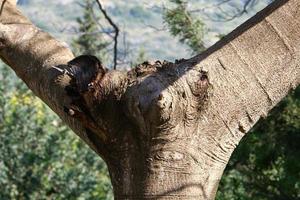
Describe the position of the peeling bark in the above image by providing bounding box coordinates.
[0,0,299,199]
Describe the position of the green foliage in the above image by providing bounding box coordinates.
[71,0,108,61]
[216,87,300,200]
[0,63,112,199]
[163,0,206,53]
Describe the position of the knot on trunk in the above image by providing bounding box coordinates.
[124,59,210,144]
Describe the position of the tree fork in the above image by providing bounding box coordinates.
[0,0,299,199]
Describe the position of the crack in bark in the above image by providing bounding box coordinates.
[264,18,294,55]
[217,57,227,70]
[230,42,274,105]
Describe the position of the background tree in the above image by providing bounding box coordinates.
[71,0,109,63]
[163,0,206,53]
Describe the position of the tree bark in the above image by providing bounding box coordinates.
[0,0,299,199]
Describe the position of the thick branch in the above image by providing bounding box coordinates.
[0,0,125,158]
[188,0,300,176]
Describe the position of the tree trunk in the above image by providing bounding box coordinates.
[0,0,299,199]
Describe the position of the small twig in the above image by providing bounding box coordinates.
[142,22,167,31]
[95,0,119,70]
[190,0,232,13]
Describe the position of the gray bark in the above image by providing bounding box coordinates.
[0,0,299,199]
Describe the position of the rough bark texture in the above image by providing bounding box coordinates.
[0,0,299,199]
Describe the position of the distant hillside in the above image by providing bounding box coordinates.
[18,0,270,68]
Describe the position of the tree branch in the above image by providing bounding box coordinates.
[95,0,119,70]
[0,0,126,158]
[188,0,300,165]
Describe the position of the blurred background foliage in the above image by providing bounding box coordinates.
[0,0,299,199]
[163,0,206,53]
[217,87,300,200]
[0,65,113,199]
